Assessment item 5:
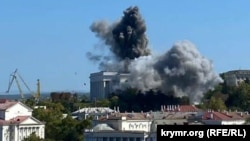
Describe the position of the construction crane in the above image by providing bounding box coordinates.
[6,68,40,100]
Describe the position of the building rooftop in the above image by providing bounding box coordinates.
[0,116,30,125]
[202,111,249,120]
[0,99,18,110]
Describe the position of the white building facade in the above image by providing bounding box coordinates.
[90,71,129,100]
[0,99,45,141]
[83,108,196,141]
[84,114,154,141]
[223,70,250,86]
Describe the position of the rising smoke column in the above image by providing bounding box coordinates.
[89,6,150,71]
[88,6,223,103]
[126,40,223,103]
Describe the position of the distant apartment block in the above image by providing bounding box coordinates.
[223,70,250,86]
[0,99,45,141]
[89,71,129,101]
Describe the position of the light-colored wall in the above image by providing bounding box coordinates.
[203,119,245,125]
[90,71,129,100]
[5,103,32,120]
[221,120,245,125]
[0,121,45,141]
[0,102,45,141]
[119,120,151,132]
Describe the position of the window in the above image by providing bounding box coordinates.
[116,137,121,141]
[136,137,141,141]
[123,137,128,141]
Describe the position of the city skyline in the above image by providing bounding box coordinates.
[1,1,250,93]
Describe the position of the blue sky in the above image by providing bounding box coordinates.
[1,0,250,94]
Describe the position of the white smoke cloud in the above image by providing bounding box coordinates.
[122,40,223,104]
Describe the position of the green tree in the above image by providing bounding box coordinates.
[208,96,227,111]
[110,96,119,107]
[95,99,110,107]
[23,132,44,141]
[33,102,64,140]
[226,83,250,110]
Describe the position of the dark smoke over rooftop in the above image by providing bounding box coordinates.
[88,6,150,71]
[87,6,223,103]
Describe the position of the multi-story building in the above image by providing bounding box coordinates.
[223,70,250,86]
[0,99,45,141]
[89,71,129,101]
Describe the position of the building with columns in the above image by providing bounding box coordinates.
[89,71,129,101]
[0,99,45,141]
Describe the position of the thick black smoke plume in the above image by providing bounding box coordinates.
[88,6,150,71]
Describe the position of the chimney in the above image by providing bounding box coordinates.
[210,113,213,119]
[167,105,170,111]
[177,105,180,111]
[240,112,243,117]
[163,105,166,110]
[161,105,163,112]
[117,106,120,113]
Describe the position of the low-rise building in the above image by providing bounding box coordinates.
[84,105,200,141]
[0,99,45,141]
[202,111,249,125]
[72,107,117,120]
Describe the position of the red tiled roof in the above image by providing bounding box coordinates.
[0,100,18,110]
[0,99,10,103]
[0,116,30,125]
[202,112,244,121]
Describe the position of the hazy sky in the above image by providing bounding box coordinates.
[1,0,250,94]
